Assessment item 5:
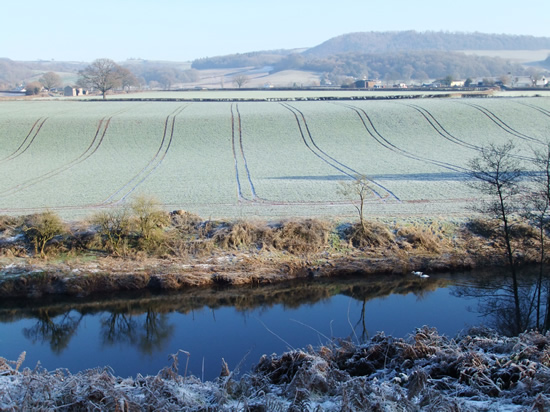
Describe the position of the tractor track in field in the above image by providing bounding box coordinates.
[230,103,260,202]
[281,102,400,202]
[456,101,544,145]
[103,105,188,205]
[512,101,550,118]
[0,117,48,163]
[398,103,482,152]
[337,102,467,174]
[0,108,131,199]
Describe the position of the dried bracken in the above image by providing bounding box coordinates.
[4,327,546,410]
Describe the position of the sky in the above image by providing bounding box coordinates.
[3,0,550,62]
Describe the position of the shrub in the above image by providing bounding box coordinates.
[25,82,43,95]
[130,196,170,241]
[92,209,132,256]
[23,211,66,257]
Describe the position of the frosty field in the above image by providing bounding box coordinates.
[0,97,549,220]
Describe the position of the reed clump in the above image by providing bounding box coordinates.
[344,220,394,248]
[395,223,443,253]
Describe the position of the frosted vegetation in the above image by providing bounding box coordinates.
[0,97,549,220]
[1,327,549,410]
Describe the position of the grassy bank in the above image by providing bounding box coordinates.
[0,197,543,298]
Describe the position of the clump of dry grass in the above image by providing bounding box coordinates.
[465,217,500,239]
[0,215,23,234]
[212,220,275,250]
[344,221,394,248]
[273,219,331,255]
[170,210,202,233]
[395,223,444,253]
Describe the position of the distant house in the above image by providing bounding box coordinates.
[450,80,465,87]
[512,76,548,87]
[64,86,88,96]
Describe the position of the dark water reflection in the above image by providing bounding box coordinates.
[0,267,545,380]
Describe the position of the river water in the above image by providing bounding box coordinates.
[0,268,543,380]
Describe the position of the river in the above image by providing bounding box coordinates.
[0,267,544,381]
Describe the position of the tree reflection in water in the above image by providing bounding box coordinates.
[23,310,83,354]
[100,308,175,355]
[451,268,549,336]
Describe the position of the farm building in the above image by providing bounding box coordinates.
[355,79,382,88]
[63,86,88,96]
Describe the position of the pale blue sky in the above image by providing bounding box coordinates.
[3,0,549,62]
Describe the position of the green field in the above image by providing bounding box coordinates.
[0,96,549,220]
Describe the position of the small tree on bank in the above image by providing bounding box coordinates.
[339,174,375,234]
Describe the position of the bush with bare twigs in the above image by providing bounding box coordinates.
[23,212,66,258]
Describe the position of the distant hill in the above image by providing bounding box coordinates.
[191,31,549,83]
[304,31,550,58]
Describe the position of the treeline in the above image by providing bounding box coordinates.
[191,49,298,70]
[122,61,200,89]
[274,51,529,82]
[0,57,201,91]
[304,31,550,58]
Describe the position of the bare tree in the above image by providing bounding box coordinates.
[524,142,550,331]
[78,58,122,99]
[117,66,139,92]
[339,174,375,233]
[467,141,524,331]
[39,71,62,91]
[232,74,250,89]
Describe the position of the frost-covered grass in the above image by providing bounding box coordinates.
[0,97,548,219]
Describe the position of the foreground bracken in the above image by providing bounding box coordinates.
[1,327,549,411]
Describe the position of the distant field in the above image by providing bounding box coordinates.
[460,49,550,63]
[0,97,549,220]
[108,89,461,100]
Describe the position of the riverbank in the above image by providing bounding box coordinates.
[0,209,542,299]
[1,326,548,410]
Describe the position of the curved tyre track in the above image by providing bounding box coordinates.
[513,101,550,118]
[0,109,129,199]
[103,105,188,204]
[337,102,467,173]
[0,117,48,163]
[399,103,482,152]
[456,101,543,145]
[281,102,400,201]
[231,103,260,201]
